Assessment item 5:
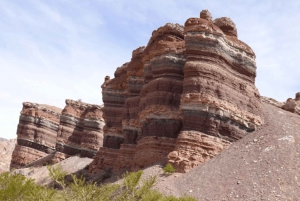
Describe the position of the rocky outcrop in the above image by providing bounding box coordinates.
[11,100,104,169]
[56,99,104,159]
[282,92,300,115]
[90,10,263,174]
[261,96,284,108]
[11,103,62,169]
[170,10,263,172]
[89,23,186,174]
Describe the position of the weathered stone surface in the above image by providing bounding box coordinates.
[261,96,284,108]
[200,9,212,21]
[90,23,186,175]
[56,99,104,158]
[214,17,237,37]
[90,9,263,174]
[11,100,104,169]
[169,11,263,172]
[282,92,300,115]
[0,139,16,173]
[131,137,176,170]
[10,102,62,169]
[11,144,48,169]
[168,131,230,173]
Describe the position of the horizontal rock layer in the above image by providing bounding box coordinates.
[10,102,61,169]
[11,100,104,169]
[90,9,263,174]
[56,99,104,158]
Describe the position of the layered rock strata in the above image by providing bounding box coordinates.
[11,100,104,169]
[169,10,263,172]
[11,102,62,169]
[282,92,300,115]
[90,9,263,174]
[56,99,104,159]
[89,23,186,174]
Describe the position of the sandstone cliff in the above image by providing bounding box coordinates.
[56,99,104,160]
[11,100,104,169]
[11,102,62,169]
[89,9,263,174]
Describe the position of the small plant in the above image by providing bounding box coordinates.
[163,163,176,174]
[0,165,196,200]
[47,164,67,188]
[0,172,57,201]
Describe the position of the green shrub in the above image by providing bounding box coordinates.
[0,165,196,201]
[163,163,176,174]
[0,172,57,201]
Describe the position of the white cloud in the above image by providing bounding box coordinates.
[1,0,300,139]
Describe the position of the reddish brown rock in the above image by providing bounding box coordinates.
[89,9,263,174]
[282,92,300,115]
[11,102,62,169]
[56,99,104,158]
[261,96,284,108]
[90,23,186,175]
[200,9,212,21]
[11,100,104,169]
[168,131,230,173]
[214,17,237,37]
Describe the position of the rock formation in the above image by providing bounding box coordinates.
[11,100,104,169]
[11,102,62,169]
[56,99,104,160]
[89,9,263,174]
[282,92,300,115]
[261,96,284,108]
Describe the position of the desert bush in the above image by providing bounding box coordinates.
[0,165,196,201]
[163,163,176,174]
[0,172,57,201]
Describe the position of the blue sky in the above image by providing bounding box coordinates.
[1,0,300,139]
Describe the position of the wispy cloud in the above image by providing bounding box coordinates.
[1,0,300,139]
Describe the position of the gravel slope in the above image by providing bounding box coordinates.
[156,103,300,200]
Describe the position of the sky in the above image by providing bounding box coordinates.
[0,0,299,139]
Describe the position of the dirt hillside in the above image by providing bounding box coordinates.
[156,102,300,200]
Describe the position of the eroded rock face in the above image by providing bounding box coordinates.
[89,23,186,174]
[11,100,104,169]
[90,9,263,174]
[56,99,104,159]
[11,103,62,169]
[169,11,262,172]
[282,93,300,115]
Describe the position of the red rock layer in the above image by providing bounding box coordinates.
[170,10,263,172]
[90,10,263,174]
[11,102,62,169]
[168,131,230,173]
[89,23,186,174]
[56,99,104,158]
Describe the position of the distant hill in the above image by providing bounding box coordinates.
[0,137,7,141]
[0,139,16,173]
